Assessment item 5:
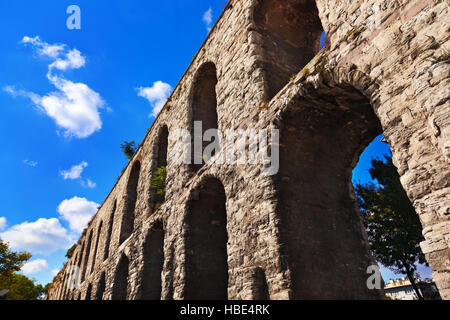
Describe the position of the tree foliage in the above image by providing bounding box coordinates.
[120,141,137,160]
[0,273,45,300]
[0,239,31,278]
[0,239,46,300]
[65,244,77,260]
[150,166,166,197]
[355,155,426,299]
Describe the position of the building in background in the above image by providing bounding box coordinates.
[384,278,441,300]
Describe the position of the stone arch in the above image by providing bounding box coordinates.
[104,200,117,261]
[140,221,165,300]
[253,0,324,101]
[149,125,169,213]
[64,252,78,298]
[81,230,93,283]
[190,62,219,172]
[184,177,229,299]
[90,220,103,274]
[275,69,387,299]
[58,272,68,300]
[95,272,106,300]
[112,253,130,300]
[77,241,85,271]
[253,268,270,300]
[119,161,141,245]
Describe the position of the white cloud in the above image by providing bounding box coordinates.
[21,36,85,71]
[21,259,49,275]
[37,76,104,138]
[0,218,75,255]
[57,196,99,233]
[50,49,85,71]
[203,8,213,32]
[51,269,60,276]
[0,217,6,231]
[60,161,96,188]
[5,36,105,139]
[85,179,96,189]
[137,81,172,117]
[60,161,88,180]
[23,160,38,167]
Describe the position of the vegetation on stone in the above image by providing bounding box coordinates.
[120,141,137,160]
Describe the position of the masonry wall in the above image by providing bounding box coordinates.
[47,0,449,300]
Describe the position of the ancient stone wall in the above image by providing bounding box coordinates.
[47,0,449,300]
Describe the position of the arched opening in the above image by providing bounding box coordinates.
[149,126,169,213]
[65,253,78,298]
[90,221,103,274]
[78,241,85,272]
[141,222,165,299]
[253,268,270,300]
[104,200,117,261]
[119,161,141,245]
[112,254,129,300]
[352,136,435,300]
[95,272,106,300]
[254,0,324,100]
[59,273,68,300]
[81,230,93,283]
[185,178,228,299]
[191,62,219,172]
[85,283,92,300]
[277,84,385,299]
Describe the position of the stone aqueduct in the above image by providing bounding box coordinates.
[47,0,449,300]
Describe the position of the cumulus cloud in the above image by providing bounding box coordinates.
[0,218,75,255]
[137,81,172,117]
[21,36,86,72]
[60,161,88,180]
[22,36,65,59]
[4,36,105,139]
[51,269,60,276]
[0,217,6,231]
[57,196,99,233]
[38,77,104,138]
[23,160,38,167]
[203,8,213,32]
[21,259,49,275]
[60,161,96,188]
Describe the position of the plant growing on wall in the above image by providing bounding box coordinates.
[150,166,166,198]
[65,244,76,259]
[120,141,137,160]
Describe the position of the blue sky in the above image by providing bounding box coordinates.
[0,1,431,286]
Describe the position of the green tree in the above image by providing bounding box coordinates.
[43,282,53,296]
[2,273,46,300]
[0,239,46,300]
[355,155,426,300]
[65,244,77,260]
[0,239,31,278]
[120,141,137,160]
